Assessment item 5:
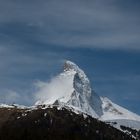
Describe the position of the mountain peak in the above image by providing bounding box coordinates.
[64,60,76,71]
[63,60,88,82]
[64,60,81,72]
[35,61,140,131]
[35,60,102,118]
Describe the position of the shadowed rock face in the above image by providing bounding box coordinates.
[64,61,103,117]
[0,106,137,140]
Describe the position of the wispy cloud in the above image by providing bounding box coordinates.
[34,70,74,104]
[0,0,140,50]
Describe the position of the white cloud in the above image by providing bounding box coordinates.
[34,72,74,104]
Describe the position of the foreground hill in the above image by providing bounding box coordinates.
[0,106,139,140]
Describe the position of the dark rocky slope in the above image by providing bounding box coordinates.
[0,106,138,140]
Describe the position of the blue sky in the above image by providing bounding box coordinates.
[0,0,140,114]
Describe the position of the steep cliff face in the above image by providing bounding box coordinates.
[64,61,103,117]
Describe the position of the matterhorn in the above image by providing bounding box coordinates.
[36,60,140,131]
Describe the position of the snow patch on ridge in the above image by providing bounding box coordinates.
[101,97,140,122]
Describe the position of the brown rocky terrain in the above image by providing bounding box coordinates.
[0,106,139,140]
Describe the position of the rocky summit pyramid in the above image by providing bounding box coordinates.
[36,60,140,131]
[36,60,103,118]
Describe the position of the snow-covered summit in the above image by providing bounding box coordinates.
[64,61,103,117]
[64,61,87,77]
[64,60,80,72]
[36,60,102,118]
[35,60,140,130]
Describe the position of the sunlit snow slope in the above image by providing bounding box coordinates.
[35,60,140,130]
